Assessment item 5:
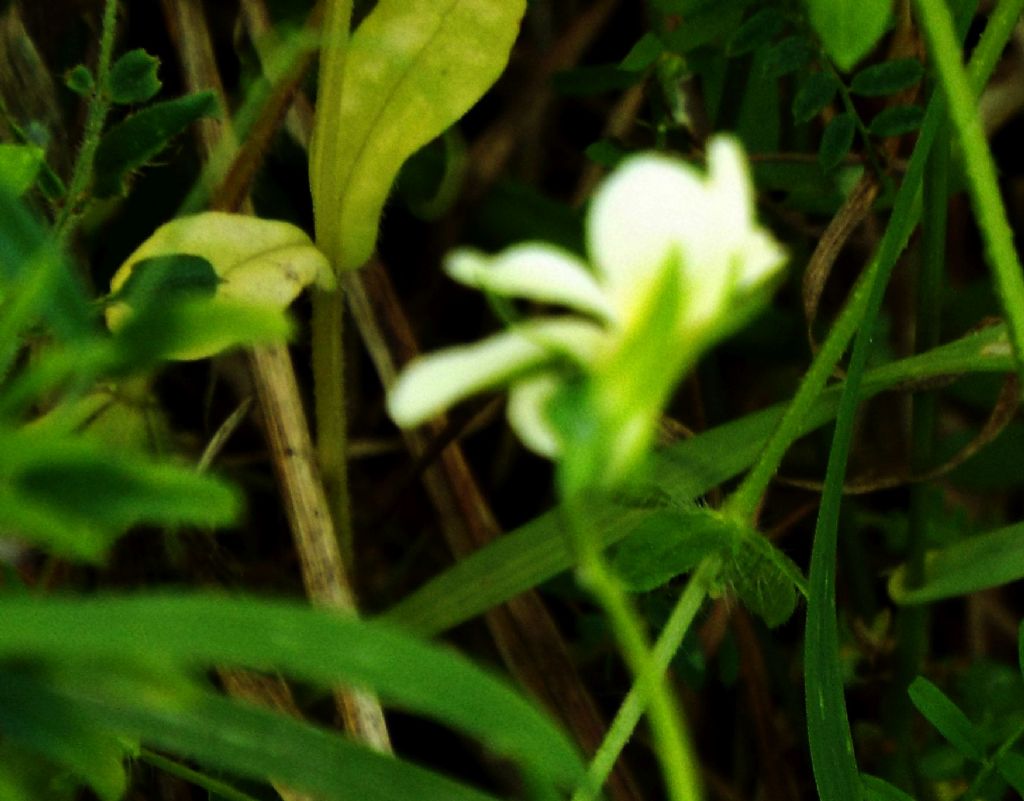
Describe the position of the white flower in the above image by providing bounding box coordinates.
[388,136,786,479]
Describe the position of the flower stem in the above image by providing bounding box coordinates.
[563,494,703,801]
[914,0,1024,389]
[572,558,712,801]
[55,0,119,239]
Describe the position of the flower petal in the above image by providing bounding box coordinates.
[446,244,615,321]
[706,136,753,234]
[387,318,604,427]
[507,374,563,457]
[586,153,707,320]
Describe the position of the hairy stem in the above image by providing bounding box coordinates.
[55,0,119,239]
[563,495,703,801]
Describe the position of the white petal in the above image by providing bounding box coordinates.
[735,229,788,289]
[587,154,708,320]
[706,136,753,232]
[387,318,604,427]
[445,245,615,321]
[507,374,563,457]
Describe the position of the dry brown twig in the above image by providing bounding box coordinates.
[159,0,392,766]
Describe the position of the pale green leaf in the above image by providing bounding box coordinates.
[310,0,527,271]
[804,0,892,71]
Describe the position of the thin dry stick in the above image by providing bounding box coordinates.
[240,4,642,798]
[160,0,390,752]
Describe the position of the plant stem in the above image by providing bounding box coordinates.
[311,288,354,562]
[572,559,713,801]
[309,0,357,564]
[563,495,703,801]
[962,719,1024,801]
[55,0,119,239]
[915,0,1024,389]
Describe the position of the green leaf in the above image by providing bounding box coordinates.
[111,297,293,365]
[889,519,1024,605]
[861,774,915,801]
[998,752,1024,795]
[0,594,585,790]
[0,668,128,801]
[1020,618,1024,678]
[792,71,839,122]
[609,505,736,591]
[725,531,804,627]
[819,113,856,170]
[64,64,94,96]
[107,48,162,104]
[584,139,629,169]
[804,0,892,71]
[620,32,664,71]
[114,254,220,309]
[310,0,527,272]
[761,36,816,78]
[0,144,44,195]
[93,91,219,197]
[0,188,94,347]
[908,677,986,760]
[727,8,787,56]
[0,741,77,801]
[850,58,924,96]
[4,664,505,801]
[737,47,781,152]
[868,105,925,137]
[0,427,241,559]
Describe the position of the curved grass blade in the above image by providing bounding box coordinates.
[2,666,504,801]
[889,519,1024,604]
[0,594,583,788]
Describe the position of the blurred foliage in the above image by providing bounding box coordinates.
[0,0,1023,800]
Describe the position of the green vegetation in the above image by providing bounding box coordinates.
[1,1,1024,799]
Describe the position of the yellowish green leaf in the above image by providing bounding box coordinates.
[310,0,527,271]
[106,212,331,358]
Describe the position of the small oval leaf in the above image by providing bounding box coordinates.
[65,64,94,97]
[107,48,162,104]
[850,57,924,96]
[868,105,925,137]
[819,113,856,170]
[792,71,839,123]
